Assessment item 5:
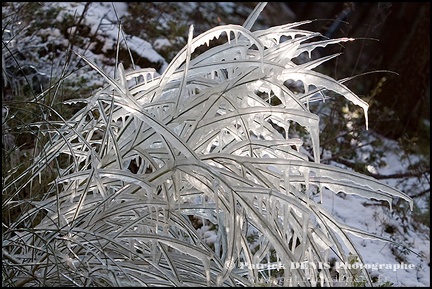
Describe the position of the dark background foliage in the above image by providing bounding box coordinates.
[255,2,430,141]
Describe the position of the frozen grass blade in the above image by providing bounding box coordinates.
[2,2,416,287]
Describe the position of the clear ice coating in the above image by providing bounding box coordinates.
[4,2,415,287]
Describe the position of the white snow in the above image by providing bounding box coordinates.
[319,130,430,286]
[321,188,429,286]
[54,2,168,75]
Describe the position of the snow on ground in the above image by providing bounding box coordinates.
[320,188,430,286]
[53,2,169,75]
[321,132,430,286]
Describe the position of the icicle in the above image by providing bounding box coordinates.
[257,197,264,216]
[364,106,369,131]
[284,268,292,287]
[204,257,211,286]
[213,179,220,221]
[151,240,157,263]
[309,121,321,163]
[70,182,76,203]
[218,130,224,152]
[283,168,290,195]
[266,251,271,280]
[283,204,290,241]
[291,233,297,253]
[172,172,180,203]
[215,226,222,257]
[319,271,325,287]
[257,114,264,138]
[129,238,134,259]
[163,208,168,235]
[201,194,206,208]
[155,206,159,232]
[235,213,243,259]
[320,185,323,204]
[301,215,309,261]
[272,198,278,221]
[118,63,127,90]
[174,24,194,118]
[307,246,317,286]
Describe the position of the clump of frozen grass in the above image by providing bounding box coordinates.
[2,2,415,287]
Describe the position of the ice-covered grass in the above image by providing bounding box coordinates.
[2,2,429,287]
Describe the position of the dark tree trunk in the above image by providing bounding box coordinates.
[373,2,430,139]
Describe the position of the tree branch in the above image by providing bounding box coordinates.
[329,156,429,180]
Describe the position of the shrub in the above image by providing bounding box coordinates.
[2,2,416,287]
